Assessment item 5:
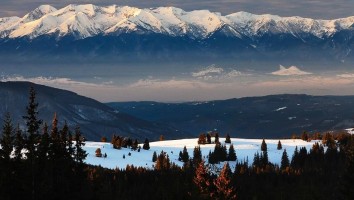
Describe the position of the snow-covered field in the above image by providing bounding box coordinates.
[84,138,318,171]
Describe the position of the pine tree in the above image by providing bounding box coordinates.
[23,87,42,157]
[0,112,14,162]
[225,134,231,144]
[277,140,282,150]
[214,162,237,199]
[143,138,150,150]
[152,151,157,162]
[181,146,189,162]
[215,132,220,144]
[198,133,206,145]
[207,134,212,144]
[23,87,42,200]
[194,160,211,194]
[280,149,290,171]
[74,126,87,164]
[38,122,50,160]
[301,131,309,141]
[193,146,202,166]
[13,124,24,161]
[261,139,267,152]
[228,144,237,161]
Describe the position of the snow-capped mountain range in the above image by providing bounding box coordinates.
[1,4,353,40]
[1,4,354,62]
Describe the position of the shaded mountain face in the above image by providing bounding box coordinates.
[0,4,354,64]
[107,94,354,138]
[0,81,185,141]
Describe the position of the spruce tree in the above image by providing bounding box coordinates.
[214,162,237,199]
[228,144,237,161]
[198,133,206,145]
[13,124,24,161]
[74,126,87,164]
[193,146,202,166]
[152,151,157,162]
[261,139,267,152]
[23,87,42,200]
[280,149,290,171]
[143,138,150,150]
[277,140,282,150]
[215,132,220,144]
[225,134,231,144]
[0,112,14,162]
[194,160,211,194]
[38,122,50,161]
[181,146,189,162]
[207,134,211,144]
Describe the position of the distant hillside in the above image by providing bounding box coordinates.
[0,81,185,141]
[107,94,354,138]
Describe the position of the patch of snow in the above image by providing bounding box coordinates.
[83,138,318,171]
[275,107,287,111]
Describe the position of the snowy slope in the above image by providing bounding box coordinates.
[1,4,354,40]
[84,138,318,171]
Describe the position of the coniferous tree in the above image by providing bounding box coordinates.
[152,151,157,162]
[194,160,211,195]
[214,162,237,200]
[228,144,237,161]
[207,134,212,144]
[280,149,290,171]
[301,131,309,141]
[13,124,24,161]
[193,146,202,166]
[23,87,42,200]
[261,139,267,152]
[143,138,150,150]
[0,112,14,162]
[198,133,206,145]
[215,132,220,144]
[131,139,139,150]
[38,122,50,161]
[95,148,102,157]
[277,140,282,150]
[225,134,231,144]
[74,126,87,165]
[180,146,190,162]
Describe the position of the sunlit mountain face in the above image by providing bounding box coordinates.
[1,4,354,102]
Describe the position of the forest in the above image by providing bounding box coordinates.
[0,87,353,200]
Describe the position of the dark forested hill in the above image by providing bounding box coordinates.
[0,81,186,140]
[107,94,354,138]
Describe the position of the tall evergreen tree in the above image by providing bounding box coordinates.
[277,140,282,150]
[207,134,212,144]
[261,139,267,152]
[13,124,24,161]
[194,160,211,195]
[38,122,50,161]
[225,134,231,144]
[215,132,220,144]
[23,87,42,200]
[214,162,237,200]
[152,151,157,162]
[143,138,150,150]
[0,112,14,162]
[74,126,87,165]
[280,149,290,171]
[228,144,237,161]
[198,133,206,145]
[193,146,202,166]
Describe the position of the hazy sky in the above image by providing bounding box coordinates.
[1,0,353,19]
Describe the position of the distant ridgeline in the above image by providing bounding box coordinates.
[0,86,353,199]
[0,4,354,64]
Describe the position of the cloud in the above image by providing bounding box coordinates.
[271,65,312,76]
[192,65,224,77]
[192,65,251,81]
[337,73,354,78]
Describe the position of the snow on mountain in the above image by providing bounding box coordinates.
[84,138,317,171]
[1,4,354,40]
[271,65,312,76]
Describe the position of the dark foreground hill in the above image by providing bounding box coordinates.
[0,81,185,140]
[107,94,354,138]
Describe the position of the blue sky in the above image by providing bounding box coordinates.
[1,0,353,19]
